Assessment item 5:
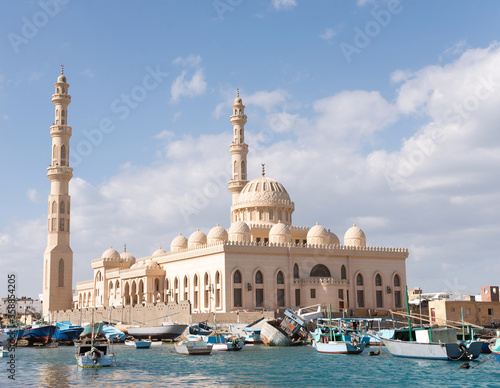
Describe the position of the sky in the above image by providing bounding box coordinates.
[1,0,500,300]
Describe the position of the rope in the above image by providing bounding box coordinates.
[472,353,493,369]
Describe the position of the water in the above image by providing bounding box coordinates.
[2,344,500,387]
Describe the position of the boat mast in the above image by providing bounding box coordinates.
[405,286,413,341]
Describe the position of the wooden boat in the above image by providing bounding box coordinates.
[75,343,115,367]
[315,340,366,354]
[175,339,213,355]
[125,339,151,348]
[489,338,500,364]
[126,322,187,340]
[53,321,84,342]
[80,322,105,338]
[261,309,306,346]
[203,332,244,351]
[21,324,57,345]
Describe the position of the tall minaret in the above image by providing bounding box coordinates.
[42,66,73,317]
[228,90,249,211]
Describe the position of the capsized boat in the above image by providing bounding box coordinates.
[126,322,187,340]
[175,339,213,355]
[261,309,306,346]
[75,343,115,367]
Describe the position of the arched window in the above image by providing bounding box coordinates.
[341,265,347,280]
[255,271,263,284]
[234,270,241,284]
[234,160,238,173]
[293,264,299,279]
[394,275,401,287]
[310,264,331,278]
[52,145,57,160]
[61,110,65,117]
[269,209,273,220]
[194,274,198,286]
[204,273,210,309]
[58,258,64,287]
[60,201,65,214]
[277,271,284,284]
[356,274,364,286]
[52,201,57,213]
[61,145,66,165]
[184,275,189,301]
[241,160,246,180]
[375,274,382,287]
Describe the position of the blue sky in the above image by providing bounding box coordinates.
[1,0,500,300]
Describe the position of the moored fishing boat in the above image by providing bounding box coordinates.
[125,339,151,348]
[489,338,500,364]
[0,346,9,357]
[101,325,126,342]
[175,339,213,355]
[75,343,116,367]
[203,332,244,351]
[53,321,84,342]
[80,322,105,338]
[126,322,187,340]
[261,309,306,346]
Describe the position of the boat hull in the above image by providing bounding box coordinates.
[127,324,187,340]
[22,325,56,345]
[53,328,84,341]
[492,350,500,364]
[381,338,483,361]
[75,344,115,368]
[315,341,366,354]
[261,322,303,346]
[175,340,213,355]
[76,354,115,367]
[135,340,151,349]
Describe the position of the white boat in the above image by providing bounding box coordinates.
[75,343,116,367]
[0,346,9,357]
[126,322,187,340]
[125,339,152,348]
[203,332,244,351]
[381,328,483,361]
[175,339,213,355]
[315,341,366,354]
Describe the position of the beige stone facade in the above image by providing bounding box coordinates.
[71,91,409,315]
[429,300,500,327]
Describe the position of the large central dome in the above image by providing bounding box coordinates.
[231,176,295,225]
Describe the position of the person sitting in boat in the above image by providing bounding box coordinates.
[352,321,358,331]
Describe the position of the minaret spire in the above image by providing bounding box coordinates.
[43,69,74,317]
[228,90,249,221]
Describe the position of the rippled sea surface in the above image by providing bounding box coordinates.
[2,343,500,387]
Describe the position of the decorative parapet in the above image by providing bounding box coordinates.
[294,278,350,286]
[76,280,93,291]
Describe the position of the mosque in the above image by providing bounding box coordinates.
[42,70,409,318]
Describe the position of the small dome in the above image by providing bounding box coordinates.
[170,233,188,253]
[237,177,292,206]
[188,229,207,248]
[144,259,160,269]
[269,221,291,236]
[120,251,136,263]
[344,224,366,247]
[152,247,167,258]
[307,223,330,246]
[234,97,242,104]
[269,221,291,244]
[57,75,67,83]
[228,221,251,243]
[208,224,228,244]
[328,230,340,246]
[102,246,120,260]
[228,221,251,234]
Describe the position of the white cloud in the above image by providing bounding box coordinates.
[27,188,39,203]
[272,0,297,11]
[170,69,207,103]
[390,69,412,84]
[319,25,344,43]
[80,69,95,78]
[29,71,42,82]
[172,55,202,68]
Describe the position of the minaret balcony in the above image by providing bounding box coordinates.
[50,125,72,134]
[47,166,73,178]
[51,94,71,104]
[230,143,248,152]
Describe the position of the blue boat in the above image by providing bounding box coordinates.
[22,324,57,345]
[2,328,24,344]
[101,325,126,342]
[53,321,84,342]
